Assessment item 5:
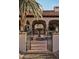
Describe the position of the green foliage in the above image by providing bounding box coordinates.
[19,0,43,18]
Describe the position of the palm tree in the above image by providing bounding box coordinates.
[19,0,43,31]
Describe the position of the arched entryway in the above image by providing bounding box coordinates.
[32,20,46,37]
[28,20,47,51]
[49,20,59,33]
[24,20,30,32]
[47,20,59,51]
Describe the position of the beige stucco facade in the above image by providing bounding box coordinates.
[19,6,59,53]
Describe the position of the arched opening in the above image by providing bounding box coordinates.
[32,20,46,37]
[24,20,31,33]
[49,20,59,33]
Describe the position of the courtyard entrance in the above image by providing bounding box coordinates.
[26,20,53,53]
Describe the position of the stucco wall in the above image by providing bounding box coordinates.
[19,32,26,52]
[53,33,59,52]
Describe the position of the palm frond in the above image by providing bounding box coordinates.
[19,0,43,18]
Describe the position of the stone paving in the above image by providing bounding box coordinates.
[19,51,59,59]
[20,54,57,59]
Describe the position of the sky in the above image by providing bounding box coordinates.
[37,0,59,10]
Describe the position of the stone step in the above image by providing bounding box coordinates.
[30,41,48,51]
[20,53,57,59]
[31,40,47,44]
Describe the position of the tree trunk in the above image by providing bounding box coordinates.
[20,11,26,32]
